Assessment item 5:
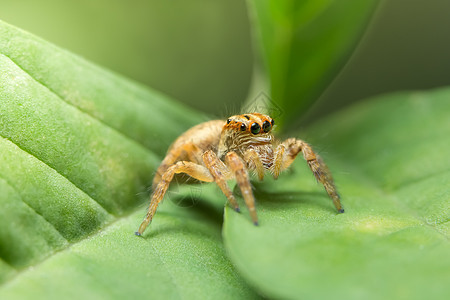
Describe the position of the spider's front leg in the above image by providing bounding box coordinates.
[202,150,241,212]
[274,138,344,213]
[135,161,214,236]
[225,152,259,225]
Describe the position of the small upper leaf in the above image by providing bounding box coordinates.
[246,0,377,127]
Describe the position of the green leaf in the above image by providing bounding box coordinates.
[0,194,258,299]
[0,20,257,299]
[224,88,450,299]
[246,0,377,127]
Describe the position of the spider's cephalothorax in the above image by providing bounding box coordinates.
[218,113,274,163]
[136,113,344,236]
[218,113,274,156]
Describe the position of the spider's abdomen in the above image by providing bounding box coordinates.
[152,120,224,187]
[169,120,224,155]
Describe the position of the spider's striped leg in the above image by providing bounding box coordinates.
[202,150,240,212]
[152,143,202,189]
[136,161,214,236]
[225,151,259,225]
[274,138,344,213]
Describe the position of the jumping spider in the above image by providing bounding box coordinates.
[135,113,344,236]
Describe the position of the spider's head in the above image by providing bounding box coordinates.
[218,113,274,159]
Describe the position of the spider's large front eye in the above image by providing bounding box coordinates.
[262,120,272,133]
[250,123,261,134]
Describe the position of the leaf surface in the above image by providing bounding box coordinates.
[224,88,450,300]
[0,20,257,299]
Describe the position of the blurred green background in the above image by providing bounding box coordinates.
[1,0,450,121]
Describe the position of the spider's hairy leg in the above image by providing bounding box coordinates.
[278,138,344,213]
[225,152,259,226]
[135,161,214,236]
[244,148,265,181]
[152,143,202,189]
[202,150,241,212]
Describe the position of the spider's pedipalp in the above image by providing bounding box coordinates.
[272,143,286,179]
[244,148,265,181]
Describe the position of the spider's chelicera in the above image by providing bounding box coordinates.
[135,113,344,236]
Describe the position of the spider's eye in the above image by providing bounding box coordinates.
[271,119,275,126]
[262,120,272,133]
[227,118,232,124]
[240,123,247,131]
[250,123,261,135]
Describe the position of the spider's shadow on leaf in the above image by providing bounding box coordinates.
[140,190,224,239]
[233,181,336,213]
[171,194,224,224]
[142,219,217,239]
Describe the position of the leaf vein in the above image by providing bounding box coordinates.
[0,134,112,217]
[0,175,68,269]
[0,52,157,157]
[0,174,68,243]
